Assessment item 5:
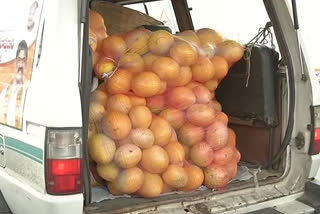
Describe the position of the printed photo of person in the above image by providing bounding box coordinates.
[27,1,39,32]
[0,40,28,129]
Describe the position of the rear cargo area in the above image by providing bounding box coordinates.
[86,167,284,213]
[85,1,287,213]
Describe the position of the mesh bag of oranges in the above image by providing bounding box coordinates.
[88,10,243,198]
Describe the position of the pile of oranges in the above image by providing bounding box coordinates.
[88,10,244,198]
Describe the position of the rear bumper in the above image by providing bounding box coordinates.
[243,181,320,214]
[0,190,11,214]
[297,181,320,213]
[0,169,83,214]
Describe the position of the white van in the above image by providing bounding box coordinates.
[0,0,320,214]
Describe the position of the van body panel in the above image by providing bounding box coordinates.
[301,40,320,106]
[5,138,44,191]
[309,154,320,178]
[0,0,83,213]
[0,169,83,214]
[265,0,317,170]
[0,120,45,192]
[316,165,320,181]
[24,0,82,128]
[1,0,320,213]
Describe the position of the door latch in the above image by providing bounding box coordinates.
[0,134,4,155]
[0,145,4,155]
[295,132,305,150]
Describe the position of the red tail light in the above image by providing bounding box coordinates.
[47,159,81,194]
[310,128,320,155]
[46,129,82,195]
[309,106,320,155]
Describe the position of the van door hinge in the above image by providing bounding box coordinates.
[295,132,305,150]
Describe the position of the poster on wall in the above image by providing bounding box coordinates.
[0,0,43,129]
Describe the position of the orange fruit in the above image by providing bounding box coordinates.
[204,79,219,92]
[152,56,180,81]
[128,94,146,106]
[226,128,236,147]
[143,53,159,71]
[162,165,188,189]
[88,122,98,140]
[88,134,116,164]
[178,122,204,146]
[191,57,215,82]
[204,163,231,189]
[183,144,191,160]
[208,100,222,111]
[102,111,132,140]
[89,28,98,51]
[150,116,172,146]
[164,141,185,164]
[179,164,204,192]
[167,87,196,110]
[106,94,132,114]
[114,144,142,168]
[192,85,212,104]
[216,40,244,67]
[225,160,238,178]
[130,128,154,149]
[89,102,105,123]
[92,51,100,69]
[146,94,166,114]
[196,28,223,46]
[131,72,161,97]
[138,171,163,198]
[119,52,144,73]
[235,148,241,163]
[128,105,152,128]
[211,56,229,80]
[212,146,235,165]
[94,58,115,80]
[176,30,200,46]
[116,167,144,194]
[148,30,174,55]
[167,66,192,87]
[116,135,132,147]
[169,41,198,66]
[141,145,169,174]
[105,68,133,95]
[162,183,174,193]
[89,9,108,48]
[186,104,216,126]
[124,28,150,55]
[206,121,228,150]
[159,108,185,130]
[186,81,202,89]
[101,35,127,60]
[215,111,228,125]
[90,171,99,187]
[190,142,214,167]
[107,182,124,196]
[91,90,108,105]
[157,81,167,95]
[96,162,120,182]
